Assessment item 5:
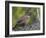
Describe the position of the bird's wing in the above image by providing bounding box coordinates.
[16,16,28,24]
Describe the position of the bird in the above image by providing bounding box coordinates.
[16,8,31,26]
[17,15,30,25]
[13,8,31,30]
[12,14,31,30]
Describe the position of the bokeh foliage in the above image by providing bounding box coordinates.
[12,7,40,27]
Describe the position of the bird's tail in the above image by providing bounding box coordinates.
[12,23,18,30]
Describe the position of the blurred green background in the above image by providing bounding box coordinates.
[12,7,40,27]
